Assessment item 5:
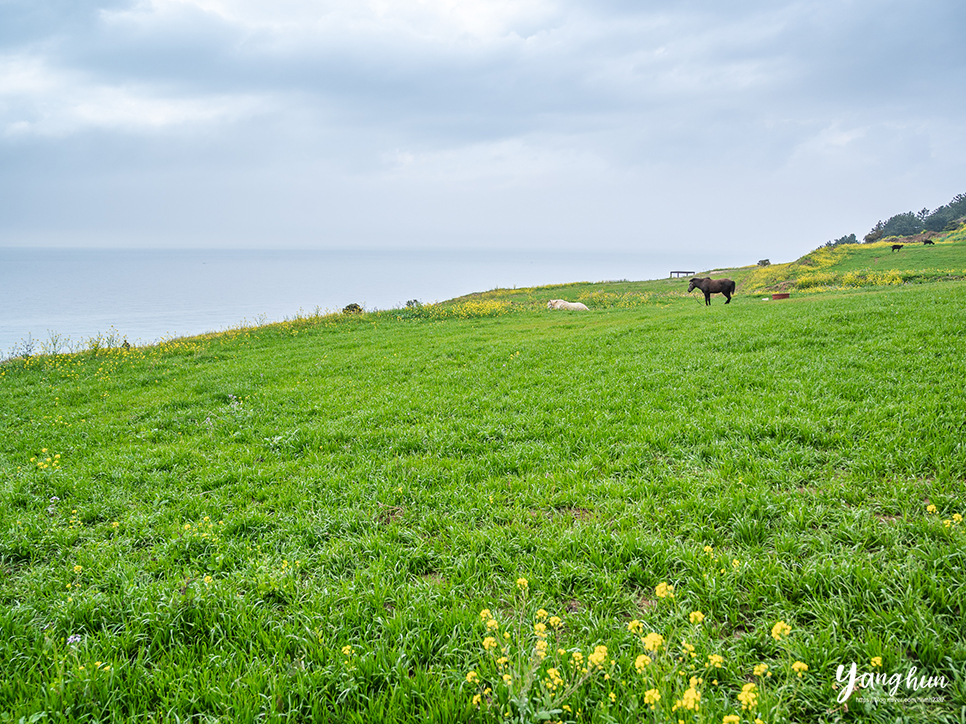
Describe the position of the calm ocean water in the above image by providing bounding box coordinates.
[0,247,726,356]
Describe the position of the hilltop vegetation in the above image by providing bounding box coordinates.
[2,236,966,721]
[439,219,966,308]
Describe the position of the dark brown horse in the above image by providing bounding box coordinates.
[891,244,904,252]
[923,239,935,245]
[688,277,736,305]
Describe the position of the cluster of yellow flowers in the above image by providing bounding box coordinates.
[30,449,61,470]
[738,682,759,710]
[671,677,702,712]
[771,620,792,641]
[927,504,964,528]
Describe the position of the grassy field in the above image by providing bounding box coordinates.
[2,241,966,722]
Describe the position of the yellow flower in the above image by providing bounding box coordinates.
[628,619,644,635]
[471,693,482,707]
[483,637,498,651]
[707,654,724,669]
[792,661,808,677]
[534,622,548,637]
[588,645,608,669]
[486,619,499,631]
[954,513,963,524]
[926,504,937,514]
[753,663,769,676]
[723,716,740,724]
[341,645,354,656]
[73,565,82,573]
[689,611,705,624]
[536,609,548,620]
[609,691,617,703]
[466,671,479,684]
[655,582,674,599]
[516,578,528,590]
[479,609,491,620]
[703,545,714,554]
[672,683,701,712]
[771,620,791,641]
[635,654,652,672]
[549,616,562,629]
[738,682,758,710]
[642,632,664,651]
[644,688,661,706]
[871,656,882,668]
[502,673,512,685]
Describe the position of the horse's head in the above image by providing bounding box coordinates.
[687,278,699,293]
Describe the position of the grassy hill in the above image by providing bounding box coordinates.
[440,221,966,308]
[1,232,966,722]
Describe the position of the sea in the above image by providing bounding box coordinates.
[0,247,732,357]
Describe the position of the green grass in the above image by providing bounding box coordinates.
[2,273,966,722]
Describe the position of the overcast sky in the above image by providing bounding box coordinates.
[1,0,964,261]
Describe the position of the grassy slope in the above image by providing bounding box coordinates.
[445,222,966,306]
[1,243,966,722]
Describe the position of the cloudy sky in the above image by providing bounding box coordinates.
[1,0,964,260]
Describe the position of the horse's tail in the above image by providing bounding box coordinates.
[729,280,737,295]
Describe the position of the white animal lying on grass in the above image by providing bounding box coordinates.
[547,299,589,311]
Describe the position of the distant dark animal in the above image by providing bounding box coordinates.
[923,239,935,245]
[343,303,363,314]
[688,277,736,306]
[891,244,904,252]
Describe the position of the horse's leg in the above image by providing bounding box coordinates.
[704,291,711,306]
[724,291,731,304]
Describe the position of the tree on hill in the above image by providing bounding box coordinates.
[824,233,858,248]
[865,191,966,241]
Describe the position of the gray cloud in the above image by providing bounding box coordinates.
[1,0,963,258]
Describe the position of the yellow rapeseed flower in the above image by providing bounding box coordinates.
[588,645,608,669]
[549,616,562,628]
[536,609,548,620]
[738,682,758,710]
[655,582,674,599]
[723,715,740,724]
[708,654,724,669]
[926,504,937,514]
[487,618,499,631]
[479,609,491,620]
[690,611,705,624]
[792,661,808,677]
[642,632,664,651]
[341,645,354,657]
[753,663,769,676]
[483,637,498,651]
[771,620,791,641]
[871,656,882,668]
[466,671,479,684]
[644,688,660,706]
[534,622,547,637]
[635,654,652,672]
[516,578,528,590]
[628,619,644,635]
